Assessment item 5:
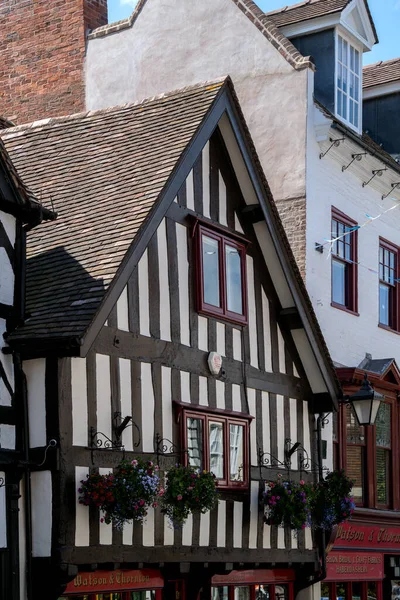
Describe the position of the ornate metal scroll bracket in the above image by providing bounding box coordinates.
[362,167,387,187]
[319,137,345,160]
[90,412,140,464]
[258,438,328,480]
[382,182,400,200]
[155,433,188,463]
[342,152,367,172]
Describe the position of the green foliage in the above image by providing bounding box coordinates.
[263,477,311,531]
[308,469,355,529]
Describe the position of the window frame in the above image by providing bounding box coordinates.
[378,238,400,333]
[181,405,250,490]
[335,31,362,132]
[195,222,248,325]
[331,207,358,315]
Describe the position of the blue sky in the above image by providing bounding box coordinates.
[108,0,399,65]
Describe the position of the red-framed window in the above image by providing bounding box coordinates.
[321,581,382,600]
[379,238,400,331]
[60,592,162,600]
[195,222,248,325]
[211,583,293,600]
[182,406,250,490]
[337,391,397,509]
[331,208,358,314]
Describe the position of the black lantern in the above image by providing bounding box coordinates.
[344,373,383,426]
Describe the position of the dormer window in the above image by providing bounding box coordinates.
[336,34,362,130]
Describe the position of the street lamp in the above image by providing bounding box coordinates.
[343,373,384,426]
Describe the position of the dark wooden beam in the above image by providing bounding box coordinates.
[311,392,336,414]
[240,204,264,224]
[278,307,303,331]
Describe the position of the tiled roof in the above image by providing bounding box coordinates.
[363,58,400,89]
[0,80,226,343]
[266,0,349,27]
[266,0,377,43]
[88,0,314,72]
[0,136,56,223]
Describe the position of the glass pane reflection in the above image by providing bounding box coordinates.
[212,587,229,600]
[332,259,346,305]
[234,587,250,600]
[202,235,220,307]
[230,424,244,481]
[225,245,242,314]
[187,417,203,469]
[209,421,224,479]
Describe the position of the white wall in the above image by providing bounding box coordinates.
[85,0,309,201]
[306,107,400,368]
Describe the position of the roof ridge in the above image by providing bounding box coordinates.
[364,57,400,70]
[265,0,348,16]
[0,78,228,138]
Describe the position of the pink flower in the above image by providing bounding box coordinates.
[131,460,138,466]
[302,524,306,529]
[148,461,153,467]
[153,502,158,508]
[155,465,159,471]
[277,473,282,478]
[177,495,183,501]
[139,499,145,506]
[299,480,305,486]
[100,518,104,523]
[159,488,165,497]
[188,486,193,491]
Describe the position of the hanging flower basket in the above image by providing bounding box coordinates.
[308,469,355,530]
[78,458,160,530]
[263,477,311,531]
[161,464,219,527]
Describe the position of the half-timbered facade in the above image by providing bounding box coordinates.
[0,134,55,599]
[1,79,340,600]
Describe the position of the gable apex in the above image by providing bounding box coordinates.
[340,0,377,50]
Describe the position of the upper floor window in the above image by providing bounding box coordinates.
[195,223,248,325]
[331,208,358,314]
[182,406,249,490]
[336,35,361,130]
[379,239,399,331]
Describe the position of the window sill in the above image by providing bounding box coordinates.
[378,323,400,335]
[331,302,359,316]
[198,308,248,327]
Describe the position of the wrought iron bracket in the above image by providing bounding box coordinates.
[382,182,400,200]
[342,152,367,172]
[89,412,140,464]
[362,168,387,188]
[258,438,328,480]
[319,137,345,160]
[155,433,188,463]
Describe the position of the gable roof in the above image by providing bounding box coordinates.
[87,0,314,72]
[363,57,400,89]
[0,136,56,224]
[266,0,377,43]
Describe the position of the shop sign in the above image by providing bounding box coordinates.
[212,570,295,585]
[64,569,164,594]
[335,523,400,551]
[326,551,383,581]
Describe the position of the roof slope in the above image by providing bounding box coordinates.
[266,0,349,27]
[0,80,225,342]
[87,0,313,72]
[363,57,400,89]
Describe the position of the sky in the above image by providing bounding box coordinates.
[108,0,399,66]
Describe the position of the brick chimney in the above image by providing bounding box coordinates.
[0,0,108,125]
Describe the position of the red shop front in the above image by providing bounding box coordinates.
[60,569,164,600]
[322,522,400,600]
[211,569,295,600]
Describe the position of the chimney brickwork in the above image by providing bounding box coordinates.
[0,0,108,125]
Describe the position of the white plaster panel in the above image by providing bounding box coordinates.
[75,466,90,546]
[219,172,227,227]
[199,375,208,406]
[176,223,190,346]
[24,359,46,448]
[85,0,308,201]
[276,395,285,465]
[182,512,193,546]
[0,424,15,449]
[261,290,273,373]
[0,247,14,305]
[247,388,257,466]
[0,471,6,548]
[263,523,271,549]
[19,476,27,598]
[277,526,285,549]
[202,142,211,219]
[186,170,195,211]
[161,366,173,441]
[31,471,52,557]
[277,326,286,374]
[138,249,150,337]
[123,521,133,546]
[303,401,312,469]
[246,255,258,368]
[233,501,243,548]
[141,362,155,452]
[232,328,242,361]
[217,500,226,547]
[248,481,259,549]
[71,358,88,447]
[216,379,225,410]
[157,218,171,342]
[120,358,133,451]
[261,391,270,457]
[0,211,16,246]
[164,515,174,546]
[232,384,241,413]
[96,354,112,441]
[199,511,210,546]
[198,316,208,352]
[180,370,191,404]
[99,467,112,545]
[216,322,225,357]
[117,286,130,332]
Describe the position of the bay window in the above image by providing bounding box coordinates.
[183,407,249,489]
[336,34,362,130]
[195,222,248,325]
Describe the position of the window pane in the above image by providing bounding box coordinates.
[187,417,203,469]
[321,583,330,599]
[346,404,365,444]
[379,283,390,326]
[376,402,391,448]
[376,448,389,504]
[346,445,364,503]
[209,421,224,479]
[352,582,362,600]
[275,586,288,600]
[234,588,250,600]
[256,586,269,600]
[202,235,220,307]
[332,259,346,305]
[336,583,348,600]
[225,244,243,314]
[212,588,229,600]
[355,49,360,75]
[230,424,244,481]
[367,582,377,600]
